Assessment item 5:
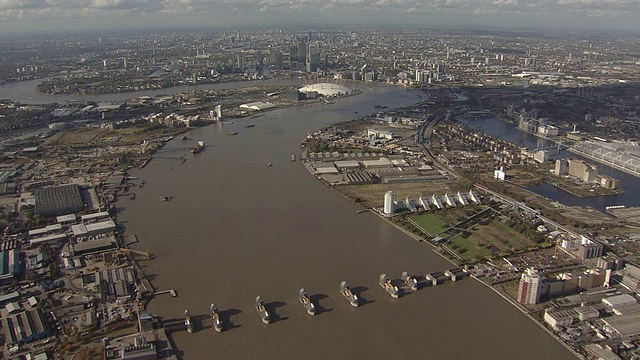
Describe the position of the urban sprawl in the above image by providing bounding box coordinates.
[1,28,640,359]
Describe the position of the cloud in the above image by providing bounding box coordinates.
[0,0,639,33]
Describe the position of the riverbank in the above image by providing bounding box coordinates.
[112,82,576,360]
[320,169,584,358]
[297,114,590,358]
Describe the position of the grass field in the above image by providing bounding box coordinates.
[448,234,493,260]
[444,218,540,262]
[408,213,448,236]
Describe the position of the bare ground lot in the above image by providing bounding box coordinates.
[333,181,468,208]
[47,125,172,147]
[48,128,109,145]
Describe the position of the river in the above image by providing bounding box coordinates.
[95,84,576,359]
[458,117,640,212]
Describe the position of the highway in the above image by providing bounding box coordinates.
[416,111,460,179]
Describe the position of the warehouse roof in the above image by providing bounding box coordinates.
[239,101,276,111]
[34,184,83,216]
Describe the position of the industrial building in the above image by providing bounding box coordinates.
[71,236,119,257]
[95,266,137,303]
[622,264,640,294]
[34,184,84,216]
[584,344,622,360]
[601,312,640,338]
[0,249,20,283]
[366,128,394,140]
[544,308,579,328]
[602,294,639,315]
[239,101,276,111]
[2,308,50,345]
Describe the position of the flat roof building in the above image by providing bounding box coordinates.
[0,250,20,283]
[602,312,640,338]
[80,211,110,223]
[603,294,638,309]
[622,263,640,294]
[96,266,136,303]
[2,308,50,345]
[72,237,118,257]
[56,214,77,224]
[34,184,84,216]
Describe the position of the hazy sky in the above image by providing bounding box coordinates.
[0,0,638,35]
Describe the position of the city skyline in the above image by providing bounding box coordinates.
[1,0,640,36]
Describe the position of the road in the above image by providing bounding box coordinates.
[416,111,460,179]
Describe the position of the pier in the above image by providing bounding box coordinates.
[153,289,177,297]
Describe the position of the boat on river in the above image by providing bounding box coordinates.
[402,271,418,291]
[299,288,316,316]
[191,141,205,154]
[379,274,399,298]
[340,281,359,307]
[255,296,271,324]
[227,131,238,135]
[210,303,223,332]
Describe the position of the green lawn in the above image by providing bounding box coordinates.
[408,213,448,236]
[444,218,541,262]
[448,234,493,260]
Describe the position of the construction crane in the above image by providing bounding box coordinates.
[118,248,151,260]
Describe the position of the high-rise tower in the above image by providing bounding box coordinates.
[517,268,544,304]
[384,191,395,217]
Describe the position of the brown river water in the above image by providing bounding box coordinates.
[117,82,575,359]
